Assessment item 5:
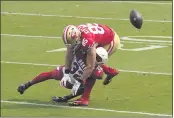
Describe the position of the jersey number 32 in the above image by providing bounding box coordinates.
[70,62,83,80]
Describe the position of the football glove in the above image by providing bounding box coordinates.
[71,79,84,96]
[60,67,71,87]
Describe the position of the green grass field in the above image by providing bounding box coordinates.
[1,1,172,117]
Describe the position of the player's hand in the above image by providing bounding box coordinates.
[71,80,81,96]
[60,74,71,87]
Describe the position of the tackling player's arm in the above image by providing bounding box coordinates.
[80,46,96,81]
[80,38,96,81]
[60,46,73,87]
[65,46,73,71]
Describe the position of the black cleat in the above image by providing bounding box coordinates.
[52,96,69,102]
[17,84,26,94]
[103,75,113,85]
[68,101,88,106]
[103,78,112,85]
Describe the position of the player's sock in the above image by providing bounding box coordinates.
[29,71,53,86]
[17,71,54,94]
[80,77,96,100]
[101,64,119,76]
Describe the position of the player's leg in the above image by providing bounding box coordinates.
[103,31,121,56]
[101,64,119,85]
[53,73,86,102]
[102,31,120,84]
[69,67,103,106]
[52,82,85,102]
[68,77,96,106]
[17,66,64,94]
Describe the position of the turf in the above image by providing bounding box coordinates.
[1,1,172,117]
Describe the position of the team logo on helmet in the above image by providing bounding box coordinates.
[62,25,81,46]
[96,47,108,64]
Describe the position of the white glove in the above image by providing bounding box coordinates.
[60,67,71,87]
[60,74,71,87]
[71,80,81,96]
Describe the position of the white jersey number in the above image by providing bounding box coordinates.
[70,61,83,80]
[82,39,88,46]
[79,23,105,34]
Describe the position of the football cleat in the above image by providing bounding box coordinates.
[103,77,112,85]
[68,98,89,106]
[103,75,113,85]
[17,84,26,94]
[52,96,69,102]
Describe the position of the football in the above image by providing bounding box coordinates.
[129,10,143,29]
[63,81,73,89]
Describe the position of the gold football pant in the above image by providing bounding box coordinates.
[103,30,121,56]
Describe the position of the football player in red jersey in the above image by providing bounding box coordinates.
[17,47,118,104]
[60,23,120,106]
[53,47,119,106]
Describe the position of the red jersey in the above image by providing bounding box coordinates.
[77,23,115,51]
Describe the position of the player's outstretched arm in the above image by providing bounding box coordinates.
[65,46,73,70]
[81,46,96,81]
[60,46,73,87]
[71,47,96,96]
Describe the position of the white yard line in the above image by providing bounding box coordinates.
[1,61,57,67]
[108,1,172,5]
[121,37,172,43]
[47,48,67,52]
[1,34,172,75]
[1,34,172,43]
[127,36,172,39]
[1,100,172,117]
[122,41,172,45]
[1,33,59,39]
[1,12,172,23]
[1,61,172,76]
